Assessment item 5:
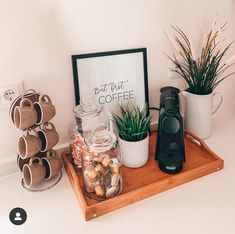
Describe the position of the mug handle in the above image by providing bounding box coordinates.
[28,128,39,137]
[39,94,52,104]
[24,129,30,137]
[47,149,58,159]
[212,92,224,116]
[42,122,56,131]
[20,98,33,109]
[29,157,43,166]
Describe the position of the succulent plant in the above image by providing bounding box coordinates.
[112,105,151,142]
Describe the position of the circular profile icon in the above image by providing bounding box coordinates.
[9,207,27,225]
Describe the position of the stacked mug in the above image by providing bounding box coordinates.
[13,93,62,188]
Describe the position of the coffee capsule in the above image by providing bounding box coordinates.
[84,165,98,182]
[109,158,120,174]
[111,174,120,187]
[94,184,105,197]
[94,163,105,175]
[106,186,118,198]
[101,155,111,167]
[84,180,99,193]
[111,165,120,174]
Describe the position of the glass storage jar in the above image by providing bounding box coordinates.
[73,96,108,137]
[71,97,109,170]
[82,130,122,200]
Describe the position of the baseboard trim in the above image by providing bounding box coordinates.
[0,156,17,178]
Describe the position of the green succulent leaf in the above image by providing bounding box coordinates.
[112,104,151,141]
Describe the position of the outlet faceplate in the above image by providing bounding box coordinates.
[0,80,24,109]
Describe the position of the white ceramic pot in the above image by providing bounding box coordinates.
[182,91,223,139]
[118,134,149,168]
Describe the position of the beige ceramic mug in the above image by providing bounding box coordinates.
[17,152,46,171]
[34,95,56,125]
[22,157,46,187]
[41,150,62,180]
[38,122,59,152]
[14,98,37,130]
[18,129,42,159]
[17,154,30,172]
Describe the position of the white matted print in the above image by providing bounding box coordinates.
[72,48,149,114]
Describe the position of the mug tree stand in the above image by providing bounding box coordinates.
[11,89,62,192]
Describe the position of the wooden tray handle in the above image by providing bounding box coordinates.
[184,131,205,149]
[184,131,223,163]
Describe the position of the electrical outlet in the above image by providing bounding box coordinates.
[3,89,16,101]
[0,80,24,109]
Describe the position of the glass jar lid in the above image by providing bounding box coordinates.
[85,130,117,153]
[73,96,103,118]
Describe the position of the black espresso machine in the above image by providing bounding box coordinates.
[155,86,185,174]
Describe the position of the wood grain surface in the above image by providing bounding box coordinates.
[62,131,224,221]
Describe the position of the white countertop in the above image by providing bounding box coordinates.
[1,112,235,234]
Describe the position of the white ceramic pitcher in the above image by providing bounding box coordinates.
[181,91,224,139]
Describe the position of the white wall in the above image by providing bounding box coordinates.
[1,0,235,172]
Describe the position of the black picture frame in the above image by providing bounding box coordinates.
[71,48,149,114]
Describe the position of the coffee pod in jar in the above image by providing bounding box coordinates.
[84,180,99,193]
[106,186,118,198]
[84,165,98,182]
[93,154,103,163]
[101,155,111,167]
[110,158,119,164]
[94,163,105,176]
[111,174,120,187]
[111,166,119,174]
[94,184,105,197]
[109,158,120,174]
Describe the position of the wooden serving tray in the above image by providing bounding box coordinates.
[62,131,224,221]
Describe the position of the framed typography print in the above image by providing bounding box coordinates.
[72,48,149,113]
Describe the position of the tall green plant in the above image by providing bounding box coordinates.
[167,22,235,95]
[112,105,151,142]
